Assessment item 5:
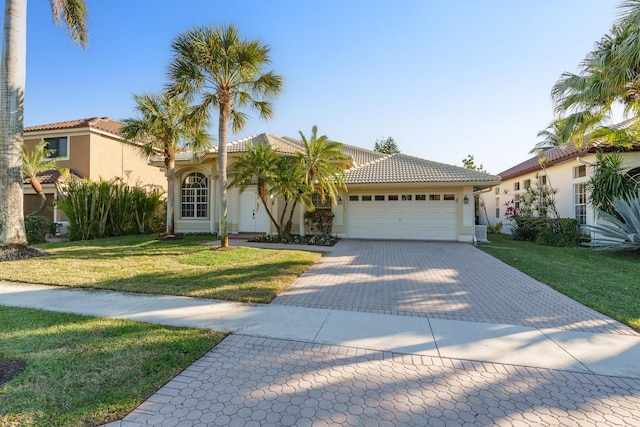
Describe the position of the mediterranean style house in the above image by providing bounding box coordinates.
[153,133,500,242]
[479,142,640,233]
[23,117,167,226]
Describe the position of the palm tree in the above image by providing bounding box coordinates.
[0,0,88,245]
[120,93,210,235]
[530,119,570,154]
[168,24,283,247]
[551,1,640,146]
[22,140,56,216]
[297,125,347,206]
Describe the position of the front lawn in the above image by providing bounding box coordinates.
[0,305,224,427]
[478,234,640,330]
[0,235,322,303]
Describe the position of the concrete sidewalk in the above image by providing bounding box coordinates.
[2,281,640,379]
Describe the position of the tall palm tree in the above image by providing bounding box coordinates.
[168,24,283,247]
[530,119,570,154]
[297,125,347,206]
[22,140,56,216]
[120,93,210,235]
[551,0,640,146]
[0,0,88,245]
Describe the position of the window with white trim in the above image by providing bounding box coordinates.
[181,172,208,218]
[495,197,500,219]
[311,193,332,211]
[574,183,587,225]
[574,165,586,179]
[44,136,69,159]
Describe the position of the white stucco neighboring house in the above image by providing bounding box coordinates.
[154,133,500,242]
[479,142,640,234]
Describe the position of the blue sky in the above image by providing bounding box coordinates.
[24,1,620,174]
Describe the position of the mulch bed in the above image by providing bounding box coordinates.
[0,244,49,262]
[0,359,27,386]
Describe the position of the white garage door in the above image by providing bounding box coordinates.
[347,193,458,240]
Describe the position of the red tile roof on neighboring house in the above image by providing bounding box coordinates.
[24,117,123,135]
[23,169,82,185]
[499,141,640,181]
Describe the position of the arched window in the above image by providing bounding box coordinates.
[181,172,208,218]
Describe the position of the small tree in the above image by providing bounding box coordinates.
[229,144,309,238]
[374,137,400,154]
[22,140,57,216]
[461,154,487,172]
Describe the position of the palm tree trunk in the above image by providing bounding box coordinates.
[28,177,47,216]
[218,91,231,248]
[165,154,175,235]
[0,0,27,245]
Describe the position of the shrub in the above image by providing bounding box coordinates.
[536,218,584,247]
[57,178,165,240]
[304,210,334,235]
[511,216,545,242]
[486,221,503,234]
[24,215,51,244]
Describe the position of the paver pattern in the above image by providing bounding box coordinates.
[120,335,640,426]
[105,240,640,426]
[273,240,636,335]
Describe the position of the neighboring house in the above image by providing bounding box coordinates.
[480,143,640,233]
[23,117,167,226]
[154,133,500,242]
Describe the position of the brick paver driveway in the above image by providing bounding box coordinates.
[116,240,640,426]
[274,240,634,335]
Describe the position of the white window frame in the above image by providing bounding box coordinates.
[574,183,587,225]
[181,172,209,219]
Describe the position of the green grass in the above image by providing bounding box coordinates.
[0,234,322,303]
[0,305,225,427]
[478,234,640,330]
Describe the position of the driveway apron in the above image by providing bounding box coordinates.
[3,239,640,426]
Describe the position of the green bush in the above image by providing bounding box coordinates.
[537,218,584,247]
[57,179,165,241]
[304,210,334,235]
[513,216,584,247]
[511,216,546,242]
[24,215,51,244]
[487,221,503,234]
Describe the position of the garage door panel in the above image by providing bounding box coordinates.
[347,194,457,240]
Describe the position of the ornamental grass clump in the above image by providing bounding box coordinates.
[57,178,164,240]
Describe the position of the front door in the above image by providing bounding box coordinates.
[239,190,270,233]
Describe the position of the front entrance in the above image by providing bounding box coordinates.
[238,190,270,233]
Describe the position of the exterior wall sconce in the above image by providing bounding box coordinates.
[463,195,469,204]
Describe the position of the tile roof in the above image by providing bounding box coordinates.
[498,140,640,180]
[153,133,301,164]
[213,133,302,154]
[163,132,499,185]
[23,169,82,185]
[344,153,500,184]
[24,117,123,135]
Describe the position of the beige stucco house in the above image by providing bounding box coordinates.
[23,117,167,225]
[480,143,640,233]
[157,133,500,242]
